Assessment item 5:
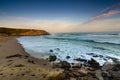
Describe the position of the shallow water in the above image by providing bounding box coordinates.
[17,32,120,65]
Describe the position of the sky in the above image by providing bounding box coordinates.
[0,0,120,33]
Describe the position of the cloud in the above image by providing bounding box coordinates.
[86,3,120,23]
[1,2,120,34]
[0,16,120,33]
[7,16,27,21]
[74,18,120,32]
[0,17,76,33]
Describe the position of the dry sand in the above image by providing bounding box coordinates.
[0,37,62,80]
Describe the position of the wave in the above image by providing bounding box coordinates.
[91,46,106,50]
[44,36,120,45]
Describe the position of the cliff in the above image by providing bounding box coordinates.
[0,27,49,36]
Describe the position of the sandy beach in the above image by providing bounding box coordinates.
[0,36,120,80]
[0,37,62,80]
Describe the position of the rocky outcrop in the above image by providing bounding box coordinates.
[52,59,120,80]
[0,27,49,36]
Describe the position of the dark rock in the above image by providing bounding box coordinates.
[66,56,70,59]
[102,62,120,71]
[88,58,100,69]
[25,55,29,58]
[109,71,120,80]
[87,53,103,58]
[72,63,82,68]
[49,50,53,52]
[74,58,87,62]
[87,67,96,71]
[28,59,35,64]
[49,55,57,62]
[102,71,111,80]
[71,63,75,65]
[64,69,70,80]
[93,55,99,57]
[103,58,107,61]
[15,64,24,67]
[99,55,103,58]
[52,62,62,68]
[6,54,22,58]
[60,61,71,70]
[112,64,120,71]
[70,71,81,77]
[86,53,94,55]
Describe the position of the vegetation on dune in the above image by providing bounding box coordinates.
[0,27,49,36]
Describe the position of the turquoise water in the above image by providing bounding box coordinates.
[17,32,120,65]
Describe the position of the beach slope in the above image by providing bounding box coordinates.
[0,37,62,80]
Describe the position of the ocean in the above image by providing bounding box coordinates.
[17,32,120,65]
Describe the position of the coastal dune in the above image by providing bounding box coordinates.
[0,37,62,80]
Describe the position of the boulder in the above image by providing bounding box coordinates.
[88,58,100,69]
[102,62,120,71]
[74,58,87,62]
[109,71,120,80]
[66,56,71,59]
[60,61,71,70]
[49,50,53,52]
[102,62,114,71]
[49,55,57,62]
[72,63,82,68]
[102,71,111,80]
[112,64,120,71]
[95,70,104,80]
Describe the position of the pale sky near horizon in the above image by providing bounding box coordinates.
[0,0,120,33]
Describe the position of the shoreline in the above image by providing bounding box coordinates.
[0,36,120,80]
[0,37,62,80]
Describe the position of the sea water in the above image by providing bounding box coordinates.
[17,32,120,65]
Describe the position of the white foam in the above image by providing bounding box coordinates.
[17,34,120,66]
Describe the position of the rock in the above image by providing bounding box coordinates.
[52,62,62,68]
[88,58,100,69]
[49,50,53,52]
[6,54,22,58]
[49,55,57,62]
[112,64,120,71]
[74,58,87,62]
[64,69,70,80]
[99,55,104,58]
[109,71,120,80]
[69,71,81,77]
[72,63,82,68]
[102,71,111,80]
[66,56,70,59]
[87,67,96,71]
[86,53,103,58]
[95,70,104,80]
[102,62,114,71]
[93,55,99,57]
[28,59,35,64]
[60,61,71,70]
[86,53,94,55]
[71,63,75,65]
[102,62,120,71]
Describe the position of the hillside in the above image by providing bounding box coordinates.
[0,27,49,36]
